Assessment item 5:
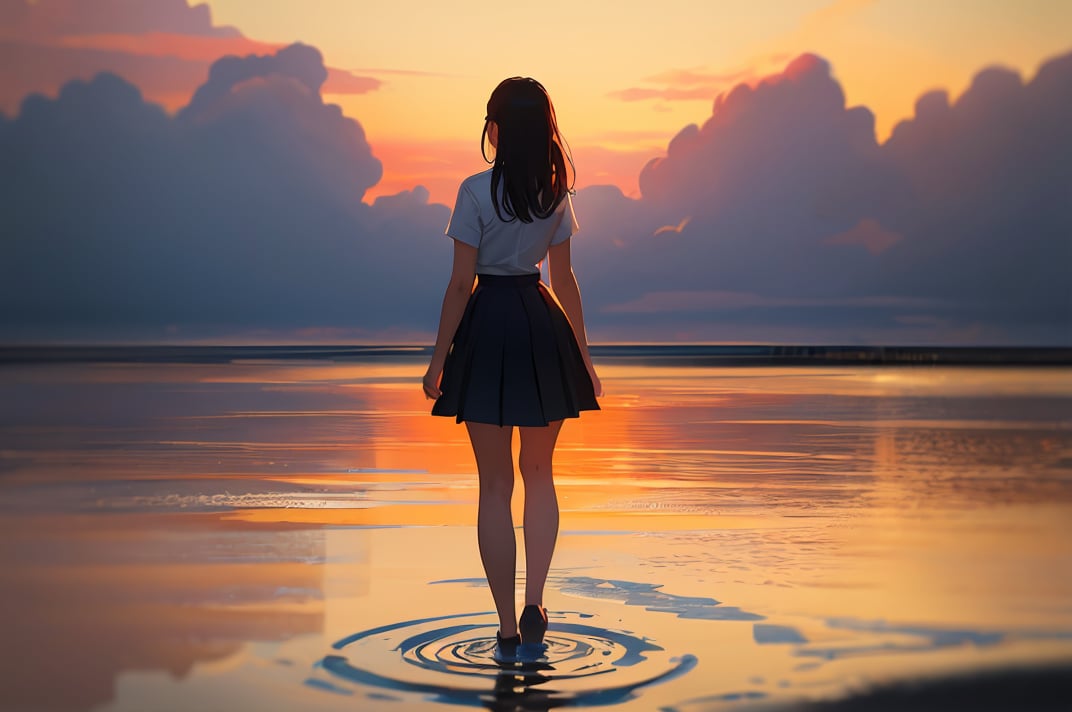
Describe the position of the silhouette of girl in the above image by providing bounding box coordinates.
[423,77,601,658]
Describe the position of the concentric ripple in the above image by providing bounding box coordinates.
[308,611,697,708]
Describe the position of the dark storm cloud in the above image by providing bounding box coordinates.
[572,52,1071,343]
[0,44,448,340]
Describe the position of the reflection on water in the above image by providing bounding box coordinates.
[0,357,1069,710]
[0,512,326,711]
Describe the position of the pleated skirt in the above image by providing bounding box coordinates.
[431,273,600,427]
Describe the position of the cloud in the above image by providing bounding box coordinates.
[603,291,944,314]
[333,66,452,79]
[324,68,381,95]
[610,86,732,102]
[609,66,754,103]
[591,53,899,309]
[570,50,1071,344]
[0,0,379,113]
[636,54,889,215]
[180,42,334,115]
[0,0,239,39]
[50,32,279,62]
[2,42,1069,345]
[876,55,1072,315]
[644,68,752,86]
[0,44,447,341]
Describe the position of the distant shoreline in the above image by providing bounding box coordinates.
[1,344,1070,366]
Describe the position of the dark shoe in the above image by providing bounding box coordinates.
[494,631,520,661]
[518,604,548,645]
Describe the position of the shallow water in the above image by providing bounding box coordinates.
[0,356,1070,710]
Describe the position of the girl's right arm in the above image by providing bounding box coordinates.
[423,240,478,400]
[548,239,602,397]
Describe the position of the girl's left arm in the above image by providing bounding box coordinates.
[423,240,478,399]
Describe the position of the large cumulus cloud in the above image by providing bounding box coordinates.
[878,56,1072,322]
[1,43,448,341]
[572,51,1071,344]
[2,43,1069,345]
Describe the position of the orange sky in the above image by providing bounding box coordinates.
[196,0,1072,203]
[3,0,1069,205]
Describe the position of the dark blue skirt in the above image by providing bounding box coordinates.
[432,273,600,427]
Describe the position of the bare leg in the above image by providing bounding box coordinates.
[518,420,563,606]
[465,422,517,637]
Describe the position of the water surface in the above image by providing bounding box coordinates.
[0,353,1069,710]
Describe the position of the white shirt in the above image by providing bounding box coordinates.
[445,169,579,275]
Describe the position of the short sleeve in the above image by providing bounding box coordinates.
[445,183,482,248]
[549,193,580,245]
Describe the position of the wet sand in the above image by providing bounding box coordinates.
[0,356,1070,710]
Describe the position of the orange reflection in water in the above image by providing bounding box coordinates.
[1,360,1070,710]
[276,362,1072,629]
[215,363,1072,640]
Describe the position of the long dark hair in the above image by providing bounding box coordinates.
[482,77,575,223]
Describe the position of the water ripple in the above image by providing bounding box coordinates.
[309,611,697,708]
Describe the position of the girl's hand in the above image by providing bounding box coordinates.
[423,366,442,400]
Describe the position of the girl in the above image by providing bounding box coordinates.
[422,77,602,658]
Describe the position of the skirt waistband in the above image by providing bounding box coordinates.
[476,273,540,287]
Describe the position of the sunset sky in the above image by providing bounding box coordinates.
[197,0,1072,200]
[1,0,1069,344]
[4,0,1070,202]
